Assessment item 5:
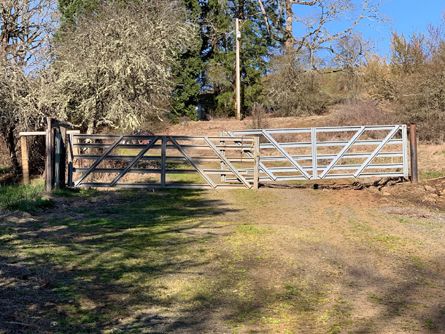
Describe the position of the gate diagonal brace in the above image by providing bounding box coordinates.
[109,136,159,187]
[319,126,366,179]
[204,137,252,189]
[75,136,124,186]
[354,126,400,178]
[169,137,217,188]
[261,130,311,180]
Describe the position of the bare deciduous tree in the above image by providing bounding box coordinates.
[255,0,379,66]
[1,0,55,67]
[263,50,330,116]
[292,0,378,66]
[332,34,368,101]
[0,0,55,172]
[38,0,196,133]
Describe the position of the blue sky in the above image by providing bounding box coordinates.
[293,0,445,58]
[362,0,445,56]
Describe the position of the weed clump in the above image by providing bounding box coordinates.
[0,182,53,212]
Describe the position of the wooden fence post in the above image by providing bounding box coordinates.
[161,136,167,187]
[53,126,67,189]
[409,123,419,183]
[67,132,74,187]
[253,135,260,190]
[45,117,54,192]
[20,136,30,185]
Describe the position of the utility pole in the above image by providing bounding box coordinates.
[235,18,242,120]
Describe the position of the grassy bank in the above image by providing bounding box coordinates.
[0,180,100,213]
[0,181,53,212]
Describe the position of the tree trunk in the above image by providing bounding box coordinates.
[86,118,96,135]
[4,127,20,174]
[285,0,294,50]
[238,0,245,19]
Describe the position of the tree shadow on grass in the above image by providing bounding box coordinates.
[0,189,239,333]
[120,231,445,333]
[349,254,445,333]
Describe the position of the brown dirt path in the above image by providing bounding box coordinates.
[189,187,445,333]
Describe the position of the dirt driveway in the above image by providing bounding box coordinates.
[1,185,444,333]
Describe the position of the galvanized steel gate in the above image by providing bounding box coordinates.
[68,134,259,189]
[227,125,409,182]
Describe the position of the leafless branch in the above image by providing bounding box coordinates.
[257,0,271,36]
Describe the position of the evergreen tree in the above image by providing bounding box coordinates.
[171,1,203,120]
[200,0,281,117]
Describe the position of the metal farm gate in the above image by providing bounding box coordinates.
[67,134,260,189]
[227,125,409,183]
[25,119,415,191]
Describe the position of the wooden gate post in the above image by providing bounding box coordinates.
[54,128,61,189]
[20,136,30,185]
[161,136,167,187]
[67,132,74,187]
[60,127,67,188]
[53,126,67,189]
[253,135,260,189]
[409,123,419,183]
[67,130,80,187]
[45,117,55,192]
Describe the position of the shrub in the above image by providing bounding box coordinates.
[392,36,445,142]
[263,52,332,116]
[363,30,445,142]
[250,103,270,129]
[325,101,397,127]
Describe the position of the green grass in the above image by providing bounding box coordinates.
[0,189,230,332]
[1,187,443,333]
[424,318,436,330]
[235,224,268,235]
[0,181,100,212]
[0,181,53,212]
[1,188,322,333]
[420,170,445,180]
[52,187,99,198]
[166,172,205,184]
